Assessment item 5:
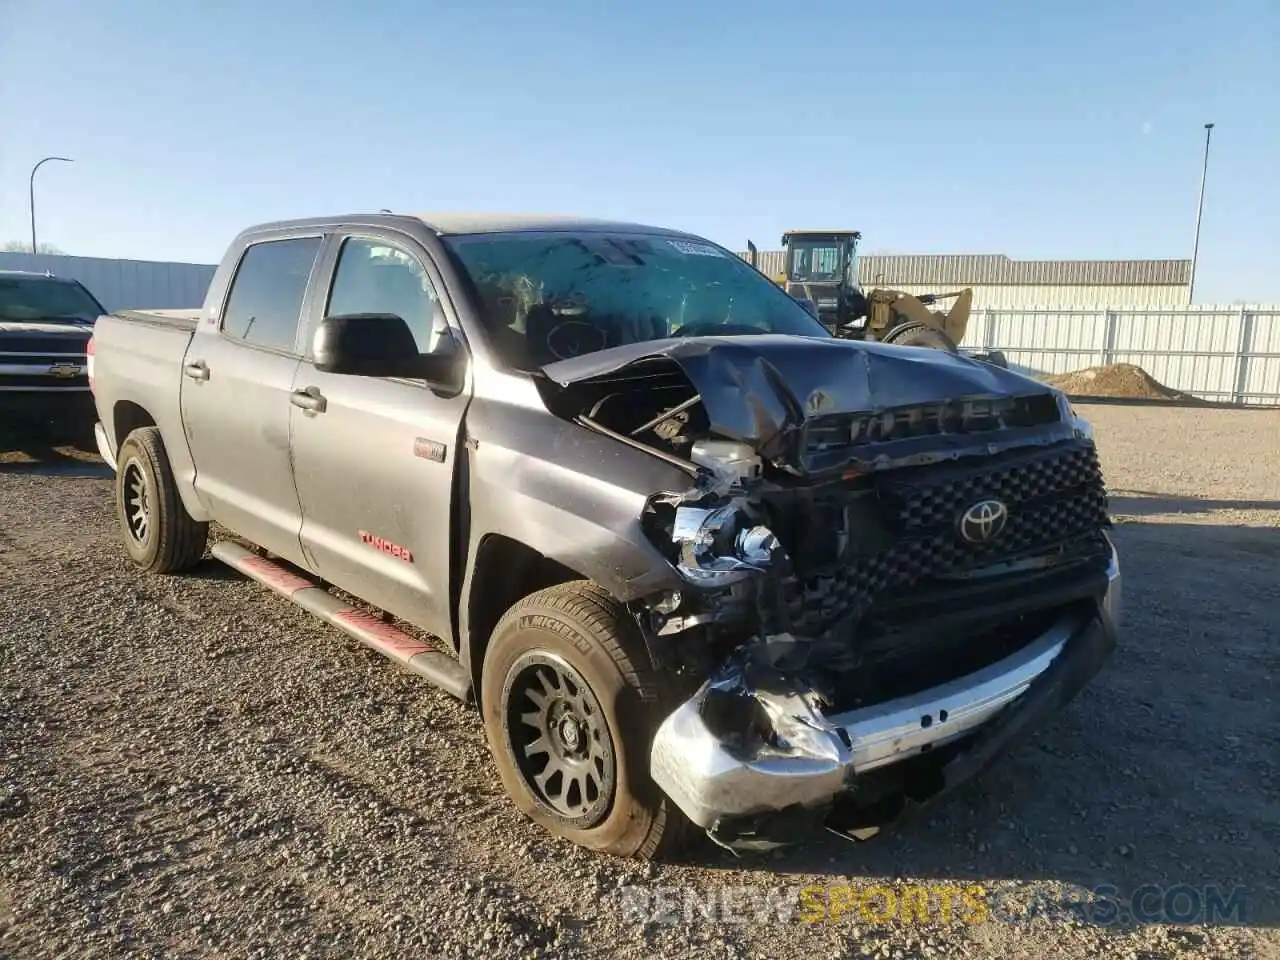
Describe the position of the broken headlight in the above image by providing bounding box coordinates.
[671,503,781,586]
[1055,390,1095,443]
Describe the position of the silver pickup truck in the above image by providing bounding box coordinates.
[89,213,1121,858]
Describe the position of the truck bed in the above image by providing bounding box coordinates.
[91,309,199,472]
[113,308,201,330]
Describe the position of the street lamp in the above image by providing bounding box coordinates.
[29,156,74,254]
[1188,123,1214,304]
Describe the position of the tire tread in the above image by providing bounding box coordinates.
[118,427,208,574]
[489,580,693,860]
[884,321,958,351]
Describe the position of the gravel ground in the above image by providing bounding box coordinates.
[1,404,1277,960]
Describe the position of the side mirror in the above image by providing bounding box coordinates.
[313,313,462,387]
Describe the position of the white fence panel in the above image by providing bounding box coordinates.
[969,305,1280,405]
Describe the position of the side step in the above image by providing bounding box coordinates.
[211,541,470,701]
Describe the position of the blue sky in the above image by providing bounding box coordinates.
[1,0,1276,302]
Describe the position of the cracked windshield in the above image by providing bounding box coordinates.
[445,231,829,368]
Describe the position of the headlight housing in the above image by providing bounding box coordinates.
[1054,389,1094,443]
[670,503,781,586]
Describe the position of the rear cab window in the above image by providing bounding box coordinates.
[221,237,322,353]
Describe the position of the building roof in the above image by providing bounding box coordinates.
[861,253,1192,286]
[740,250,1192,287]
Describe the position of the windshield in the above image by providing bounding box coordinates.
[786,241,847,283]
[443,231,830,370]
[0,276,104,324]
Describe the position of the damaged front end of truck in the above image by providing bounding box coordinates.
[538,336,1122,852]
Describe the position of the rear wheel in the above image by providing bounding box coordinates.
[481,580,693,859]
[116,427,209,573]
[883,321,959,352]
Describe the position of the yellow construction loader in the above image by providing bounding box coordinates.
[746,230,989,357]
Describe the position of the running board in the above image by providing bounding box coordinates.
[211,540,470,701]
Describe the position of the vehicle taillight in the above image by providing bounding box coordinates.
[86,335,95,393]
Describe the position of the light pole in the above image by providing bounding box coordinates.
[1188,123,1214,304]
[29,156,73,254]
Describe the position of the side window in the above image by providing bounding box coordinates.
[222,237,322,353]
[325,237,443,353]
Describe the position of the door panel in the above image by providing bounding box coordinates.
[291,234,468,639]
[180,235,322,566]
[291,371,465,637]
[181,340,304,562]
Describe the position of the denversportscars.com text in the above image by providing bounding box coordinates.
[616,882,1250,927]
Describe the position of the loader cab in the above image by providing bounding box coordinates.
[784,231,859,285]
[780,230,869,333]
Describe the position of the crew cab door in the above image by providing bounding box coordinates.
[180,234,324,568]
[288,232,470,641]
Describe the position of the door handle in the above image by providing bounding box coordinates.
[290,386,327,414]
[183,360,209,381]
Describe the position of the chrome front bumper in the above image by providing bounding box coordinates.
[651,545,1121,832]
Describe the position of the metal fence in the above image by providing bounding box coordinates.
[0,252,216,313]
[964,305,1280,405]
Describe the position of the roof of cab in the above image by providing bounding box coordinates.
[410,212,695,238]
[241,212,702,241]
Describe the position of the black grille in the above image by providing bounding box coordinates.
[877,442,1102,531]
[827,599,1097,711]
[805,394,1061,452]
[774,439,1110,637]
[0,334,90,355]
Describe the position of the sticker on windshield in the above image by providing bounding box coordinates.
[667,240,725,258]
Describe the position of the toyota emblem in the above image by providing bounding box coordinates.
[958,499,1009,544]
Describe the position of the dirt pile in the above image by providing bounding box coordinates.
[1043,362,1198,401]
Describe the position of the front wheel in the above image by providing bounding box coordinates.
[882,321,959,352]
[115,427,209,573]
[480,581,693,859]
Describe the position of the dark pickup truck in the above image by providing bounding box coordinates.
[0,269,103,428]
[88,213,1121,858]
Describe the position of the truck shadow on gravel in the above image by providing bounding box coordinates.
[696,508,1279,930]
[0,421,108,478]
[183,557,248,583]
[0,457,112,478]
[1109,491,1280,518]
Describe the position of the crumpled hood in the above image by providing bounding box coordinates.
[541,334,1068,474]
